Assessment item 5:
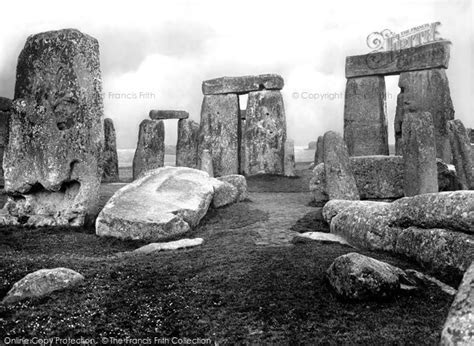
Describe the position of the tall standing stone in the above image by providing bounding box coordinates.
[314,135,324,165]
[2,29,103,227]
[176,119,200,168]
[284,139,296,177]
[198,94,239,177]
[396,69,454,163]
[242,90,286,175]
[323,131,359,200]
[0,97,12,187]
[402,112,438,196]
[447,119,473,189]
[200,149,214,177]
[102,118,119,182]
[343,76,389,156]
[132,119,165,180]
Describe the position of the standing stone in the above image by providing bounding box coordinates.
[102,118,119,182]
[242,90,286,175]
[447,119,473,189]
[323,131,359,200]
[176,119,199,168]
[396,69,454,163]
[402,112,438,196]
[284,139,296,177]
[394,93,404,156]
[2,29,103,227]
[200,149,214,177]
[132,119,165,180]
[0,97,12,187]
[314,135,324,165]
[467,128,474,143]
[343,76,389,156]
[198,94,239,177]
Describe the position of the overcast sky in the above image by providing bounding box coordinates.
[0,0,472,148]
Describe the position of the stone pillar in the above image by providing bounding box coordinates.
[323,131,359,200]
[396,69,454,163]
[314,135,324,165]
[200,149,214,177]
[242,90,286,175]
[402,112,438,196]
[198,94,239,177]
[284,139,296,177]
[132,119,165,180]
[102,118,119,183]
[176,119,200,169]
[0,97,12,187]
[343,76,389,156]
[2,29,103,227]
[447,119,473,189]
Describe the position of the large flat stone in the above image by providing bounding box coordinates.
[202,74,284,95]
[149,110,189,120]
[96,167,214,241]
[345,41,450,78]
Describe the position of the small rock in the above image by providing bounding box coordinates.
[134,238,204,254]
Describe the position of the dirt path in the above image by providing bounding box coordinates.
[244,192,315,246]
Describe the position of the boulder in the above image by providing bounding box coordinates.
[132,119,165,180]
[284,139,296,177]
[447,119,473,189]
[2,29,103,227]
[96,167,214,241]
[2,268,84,304]
[402,111,438,196]
[176,119,199,169]
[210,178,238,208]
[102,118,119,182]
[217,174,248,201]
[198,94,239,177]
[242,90,286,176]
[323,131,359,200]
[202,74,284,95]
[314,135,324,165]
[343,76,389,156]
[149,110,189,120]
[134,238,204,254]
[441,261,474,345]
[326,253,404,300]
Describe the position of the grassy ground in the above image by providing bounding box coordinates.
[0,163,456,344]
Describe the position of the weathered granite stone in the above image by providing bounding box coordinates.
[176,119,199,169]
[309,163,328,203]
[134,238,204,253]
[314,135,324,165]
[327,252,404,300]
[102,118,119,183]
[202,74,284,95]
[284,139,296,177]
[396,69,454,163]
[199,149,214,177]
[217,174,248,201]
[2,268,84,304]
[345,41,451,78]
[132,119,165,180]
[323,131,359,200]
[441,261,474,345]
[447,119,473,189]
[2,29,103,227]
[402,111,438,196]
[210,178,238,208]
[344,76,389,156]
[198,94,239,177]
[242,90,286,176]
[149,110,189,120]
[96,167,214,241]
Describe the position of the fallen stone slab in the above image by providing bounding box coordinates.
[149,110,189,120]
[291,232,350,246]
[345,40,451,78]
[202,74,284,95]
[211,178,238,208]
[2,268,84,304]
[217,175,248,201]
[440,261,474,345]
[134,238,204,254]
[96,167,214,241]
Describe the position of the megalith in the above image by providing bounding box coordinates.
[2,29,103,227]
[447,119,473,189]
[242,90,286,175]
[176,119,200,168]
[402,112,438,196]
[314,135,324,165]
[102,118,119,183]
[0,97,12,187]
[198,94,239,177]
[343,76,389,156]
[132,119,165,180]
[396,69,454,163]
[200,149,214,177]
[284,139,296,177]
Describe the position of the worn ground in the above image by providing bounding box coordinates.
[0,163,456,344]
